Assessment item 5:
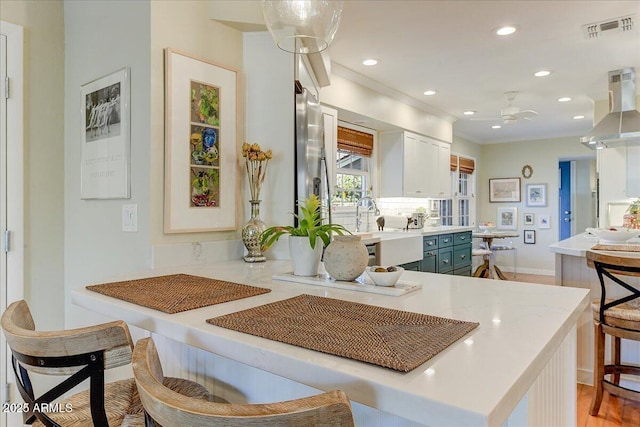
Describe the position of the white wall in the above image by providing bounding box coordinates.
[321,74,453,143]
[1,0,65,328]
[64,0,152,328]
[479,136,595,275]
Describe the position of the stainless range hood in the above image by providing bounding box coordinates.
[581,68,640,149]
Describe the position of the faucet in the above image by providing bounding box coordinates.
[355,196,380,233]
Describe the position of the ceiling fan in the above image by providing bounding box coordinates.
[471,91,539,124]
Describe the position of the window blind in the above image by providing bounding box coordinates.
[450,154,475,174]
[337,126,374,157]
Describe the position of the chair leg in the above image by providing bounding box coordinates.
[590,322,605,416]
[612,336,621,385]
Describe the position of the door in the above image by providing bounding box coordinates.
[0,21,24,427]
[559,161,572,240]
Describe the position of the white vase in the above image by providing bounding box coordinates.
[323,235,369,281]
[289,236,323,276]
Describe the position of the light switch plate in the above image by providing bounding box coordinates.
[122,204,138,232]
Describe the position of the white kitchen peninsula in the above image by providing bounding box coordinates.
[550,233,640,385]
[73,260,587,427]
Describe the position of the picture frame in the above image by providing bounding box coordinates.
[497,207,518,230]
[164,48,238,233]
[80,67,130,199]
[524,230,536,244]
[538,214,551,229]
[523,212,535,226]
[526,183,547,207]
[489,178,521,202]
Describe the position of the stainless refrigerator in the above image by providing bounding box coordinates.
[295,87,325,218]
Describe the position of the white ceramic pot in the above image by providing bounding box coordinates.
[289,236,323,276]
[323,235,368,281]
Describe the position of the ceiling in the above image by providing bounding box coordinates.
[327,1,640,144]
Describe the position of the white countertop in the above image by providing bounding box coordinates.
[72,259,588,426]
[358,226,474,245]
[549,232,640,257]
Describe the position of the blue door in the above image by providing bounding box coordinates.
[559,161,571,240]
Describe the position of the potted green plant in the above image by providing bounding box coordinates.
[260,194,350,276]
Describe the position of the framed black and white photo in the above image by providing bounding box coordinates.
[524,230,536,244]
[526,183,547,207]
[497,207,517,230]
[80,67,130,199]
[524,212,534,226]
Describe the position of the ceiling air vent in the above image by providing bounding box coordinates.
[582,14,635,38]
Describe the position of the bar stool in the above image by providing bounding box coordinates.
[491,240,517,279]
[132,337,355,426]
[1,300,211,426]
[586,251,640,416]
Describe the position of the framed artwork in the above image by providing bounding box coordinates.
[526,183,547,207]
[80,67,130,199]
[538,214,551,229]
[523,212,535,226]
[497,207,517,230]
[489,178,521,202]
[164,48,238,233]
[524,230,536,244]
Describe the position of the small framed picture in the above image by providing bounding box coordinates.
[538,214,551,229]
[524,230,536,244]
[524,213,535,226]
[489,178,521,202]
[497,207,517,230]
[526,183,547,207]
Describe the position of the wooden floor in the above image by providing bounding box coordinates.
[497,272,640,426]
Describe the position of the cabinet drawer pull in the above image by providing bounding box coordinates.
[460,255,466,259]
[427,242,434,246]
[443,259,449,264]
[443,238,450,243]
[460,236,466,241]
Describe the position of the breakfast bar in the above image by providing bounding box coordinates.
[72,259,588,426]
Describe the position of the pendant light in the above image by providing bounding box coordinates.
[262,0,344,54]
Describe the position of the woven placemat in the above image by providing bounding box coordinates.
[86,274,270,314]
[207,294,479,372]
[592,244,640,252]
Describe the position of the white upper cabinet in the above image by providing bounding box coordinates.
[380,131,451,198]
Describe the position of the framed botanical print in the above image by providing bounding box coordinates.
[497,207,517,230]
[164,48,238,233]
[526,183,547,207]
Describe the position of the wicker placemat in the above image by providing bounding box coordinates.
[592,244,640,252]
[207,294,479,372]
[87,274,270,314]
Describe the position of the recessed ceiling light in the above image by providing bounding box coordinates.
[496,26,517,36]
[463,110,476,116]
[362,58,378,66]
[492,125,502,129]
[558,97,571,102]
[573,115,585,120]
[423,90,437,96]
[534,70,551,77]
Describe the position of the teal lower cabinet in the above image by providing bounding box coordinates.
[399,260,421,271]
[419,231,472,276]
[420,251,437,273]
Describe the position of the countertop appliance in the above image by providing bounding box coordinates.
[408,212,425,229]
[295,85,325,220]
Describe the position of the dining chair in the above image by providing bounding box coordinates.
[1,300,211,427]
[586,251,640,416]
[132,337,355,427]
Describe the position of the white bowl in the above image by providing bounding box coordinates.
[365,266,404,287]
[586,227,640,243]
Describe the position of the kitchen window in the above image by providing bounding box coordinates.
[441,154,476,226]
[333,126,374,207]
